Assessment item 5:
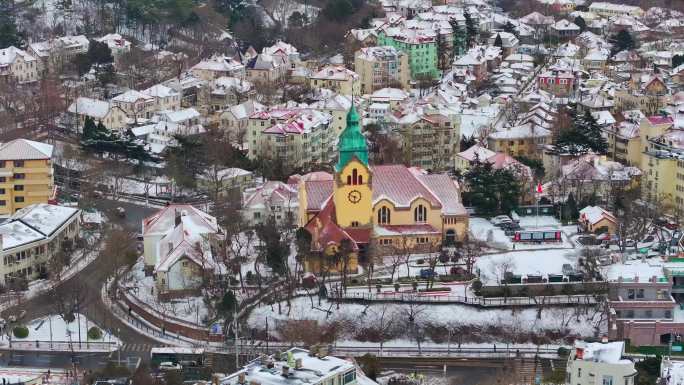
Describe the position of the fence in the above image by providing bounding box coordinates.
[327,291,599,306]
[1,340,119,352]
[209,341,561,359]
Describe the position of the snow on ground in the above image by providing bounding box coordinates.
[605,259,666,281]
[469,216,574,251]
[122,260,210,325]
[475,249,579,284]
[246,296,602,341]
[0,314,119,344]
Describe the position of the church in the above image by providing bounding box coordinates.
[297,105,469,273]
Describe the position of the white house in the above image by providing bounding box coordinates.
[566,340,637,385]
[0,46,39,83]
[141,204,224,297]
[241,181,299,226]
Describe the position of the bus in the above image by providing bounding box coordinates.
[513,230,562,243]
[150,347,205,367]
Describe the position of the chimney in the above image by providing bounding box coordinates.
[174,209,181,227]
[238,373,246,384]
[295,358,303,370]
[601,335,609,343]
[282,366,290,377]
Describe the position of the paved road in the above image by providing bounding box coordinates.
[1,199,160,364]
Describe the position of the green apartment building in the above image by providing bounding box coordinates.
[377,29,439,80]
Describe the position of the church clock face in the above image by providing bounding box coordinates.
[348,190,362,204]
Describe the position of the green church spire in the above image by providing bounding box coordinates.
[336,104,368,171]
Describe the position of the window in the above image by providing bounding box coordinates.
[416,237,428,244]
[378,207,391,224]
[666,310,672,318]
[343,371,356,385]
[602,375,613,385]
[14,197,24,203]
[254,212,261,219]
[13,173,24,179]
[626,310,635,318]
[645,310,652,318]
[627,289,635,299]
[578,369,581,378]
[13,185,23,191]
[414,204,427,222]
[351,221,359,227]
[0,177,5,182]
[0,189,4,195]
[13,160,24,167]
[0,200,5,206]
[637,289,644,299]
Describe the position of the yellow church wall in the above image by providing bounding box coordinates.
[297,182,309,227]
[303,248,359,273]
[333,159,373,227]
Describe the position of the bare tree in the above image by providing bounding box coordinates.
[401,301,428,354]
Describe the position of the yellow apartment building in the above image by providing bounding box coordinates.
[354,46,410,95]
[488,123,552,158]
[309,66,361,96]
[0,139,54,216]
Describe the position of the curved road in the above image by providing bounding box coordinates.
[1,200,161,359]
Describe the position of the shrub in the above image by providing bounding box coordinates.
[88,326,102,340]
[13,326,28,339]
[418,287,451,293]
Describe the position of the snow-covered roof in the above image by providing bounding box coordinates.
[142,84,180,99]
[661,359,684,385]
[552,19,580,31]
[112,89,154,103]
[311,66,359,81]
[457,144,496,162]
[67,97,111,119]
[0,139,53,160]
[142,204,220,237]
[356,46,405,62]
[579,205,615,225]
[489,123,551,140]
[219,348,367,385]
[159,108,200,123]
[0,46,37,65]
[573,340,630,365]
[11,204,80,237]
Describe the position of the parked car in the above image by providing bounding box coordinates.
[159,362,182,371]
[419,269,437,279]
[491,215,512,226]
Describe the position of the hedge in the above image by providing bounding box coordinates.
[88,326,103,340]
[13,326,29,339]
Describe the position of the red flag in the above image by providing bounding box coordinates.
[536,182,543,194]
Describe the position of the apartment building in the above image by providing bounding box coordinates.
[355,46,410,94]
[394,111,461,171]
[309,66,360,96]
[0,204,80,285]
[376,27,438,79]
[246,109,334,170]
[487,123,552,158]
[0,46,40,83]
[566,341,637,385]
[0,139,55,216]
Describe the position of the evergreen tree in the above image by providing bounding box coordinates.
[464,160,521,216]
[82,116,97,140]
[464,10,478,47]
[494,33,503,48]
[448,18,467,56]
[673,54,684,69]
[574,16,586,32]
[554,109,607,156]
[435,32,450,71]
[0,0,24,49]
[610,29,635,56]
